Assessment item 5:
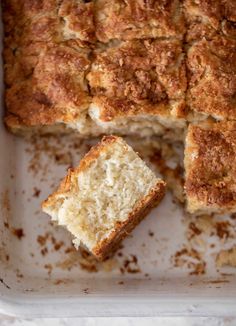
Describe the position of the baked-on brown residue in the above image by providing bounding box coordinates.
[1,190,10,213]
[37,232,64,256]
[11,228,25,240]
[33,187,41,198]
[121,254,141,274]
[173,247,206,275]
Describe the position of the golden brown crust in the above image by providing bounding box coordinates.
[2,0,58,34]
[91,96,172,121]
[88,39,187,120]
[184,0,236,42]
[2,0,95,46]
[93,181,166,260]
[59,0,95,43]
[3,0,236,134]
[187,36,236,120]
[95,0,186,42]
[89,39,186,100]
[5,42,91,129]
[185,121,236,214]
[3,42,47,87]
[2,0,96,132]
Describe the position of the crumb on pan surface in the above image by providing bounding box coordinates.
[184,121,236,215]
[42,135,166,260]
[216,247,236,268]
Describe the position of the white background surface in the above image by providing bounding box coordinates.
[0,316,236,326]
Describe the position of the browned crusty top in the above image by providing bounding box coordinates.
[187,36,236,120]
[5,43,91,127]
[3,42,46,87]
[185,121,236,209]
[2,0,236,131]
[95,0,186,42]
[59,0,95,43]
[2,0,95,46]
[91,95,187,121]
[184,0,236,42]
[89,39,186,101]
[88,39,187,119]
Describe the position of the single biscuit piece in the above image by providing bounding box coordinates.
[42,135,166,260]
[5,42,92,134]
[184,121,236,215]
[94,0,186,42]
[3,0,97,135]
[184,0,236,42]
[187,36,236,121]
[87,39,187,138]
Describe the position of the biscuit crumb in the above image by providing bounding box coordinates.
[216,247,236,268]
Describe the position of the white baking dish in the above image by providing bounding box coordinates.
[0,17,236,318]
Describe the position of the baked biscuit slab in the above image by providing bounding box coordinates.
[87,39,187,137]
[185,121,236,214]
[42,135,166,260]
[95,0,186,42]
[187,36,236,121]
[5,42,92,134]
[184,0,236,42]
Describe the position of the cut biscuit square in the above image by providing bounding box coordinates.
[4,42,92,134]
[184,121,236,215]
[42,135,166,260]
[183,0,236,42]
[94,0,186,42]
[87,39,187,138]
[187,36,236,121]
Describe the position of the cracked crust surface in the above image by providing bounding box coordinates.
[187,36,236,121]
[2,0,236,135]
[184,0,236,42]
[185,121,236,214]
[94,0,186,42]
[3,0,94,133]
[88,39,187,123]
[5,42,91,129]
